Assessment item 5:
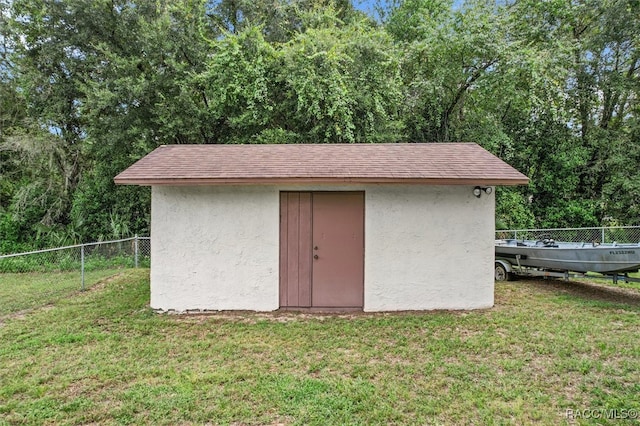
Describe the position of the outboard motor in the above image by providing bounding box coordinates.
[536,234,559,247]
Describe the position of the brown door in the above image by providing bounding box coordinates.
[311,192,364,308]
[280,192,364,309]
[279,192,313,308]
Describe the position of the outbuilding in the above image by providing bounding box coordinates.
[115,143,528,312]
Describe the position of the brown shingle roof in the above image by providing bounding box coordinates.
[114,143,529,186]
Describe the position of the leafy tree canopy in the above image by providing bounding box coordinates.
[1,0,639,250]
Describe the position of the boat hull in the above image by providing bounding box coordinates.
[495,240,640,273]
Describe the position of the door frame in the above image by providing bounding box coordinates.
[279,191,365,311]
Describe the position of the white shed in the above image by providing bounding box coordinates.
[115,143,528,312]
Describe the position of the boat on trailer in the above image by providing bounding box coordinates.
[495,236,640,281]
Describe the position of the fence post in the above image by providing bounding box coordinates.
[601,227,606,244]
[134,234,139,268]
[81,244,85,291]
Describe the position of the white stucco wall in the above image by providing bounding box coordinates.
[363,185,495,311]
[150,186,280,311]
[150,184,495,312]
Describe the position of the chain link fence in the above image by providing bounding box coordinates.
[496,226,640,244]
[0,236,150,287]
[0,236,150,317]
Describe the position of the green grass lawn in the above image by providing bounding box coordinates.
[1,270,639,425]
[0,269,123,317]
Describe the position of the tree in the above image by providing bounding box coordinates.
[73,0,215,240]
[387,0,520,142]
[273,9,403,143]
[194,7,403,144]
[2,0,639,248]
[504,0,640,225]
[209,0,358,41]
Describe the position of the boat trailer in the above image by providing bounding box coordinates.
[495,255,640,284]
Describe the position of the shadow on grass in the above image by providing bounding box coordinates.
[522,278,640,308]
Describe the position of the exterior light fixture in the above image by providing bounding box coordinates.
[473,186,493,197]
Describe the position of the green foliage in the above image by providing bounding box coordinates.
[1,0,639,246]
[495,187,534,230]
[71,169,150,242]
[198,25,278,143]
[0,213,24,254]
[194,10,403,144]
[276,12,403,143]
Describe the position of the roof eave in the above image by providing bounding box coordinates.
[114,177,530,186]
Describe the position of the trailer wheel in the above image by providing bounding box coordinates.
[495,263,511,282]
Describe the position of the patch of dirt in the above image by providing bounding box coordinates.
[63,381,86,398]
[165,310,370,324]
[0,304,55,327]
[160,307,486,324]
[85,272,126,293]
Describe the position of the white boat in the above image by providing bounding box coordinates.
[495,237,640,275]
